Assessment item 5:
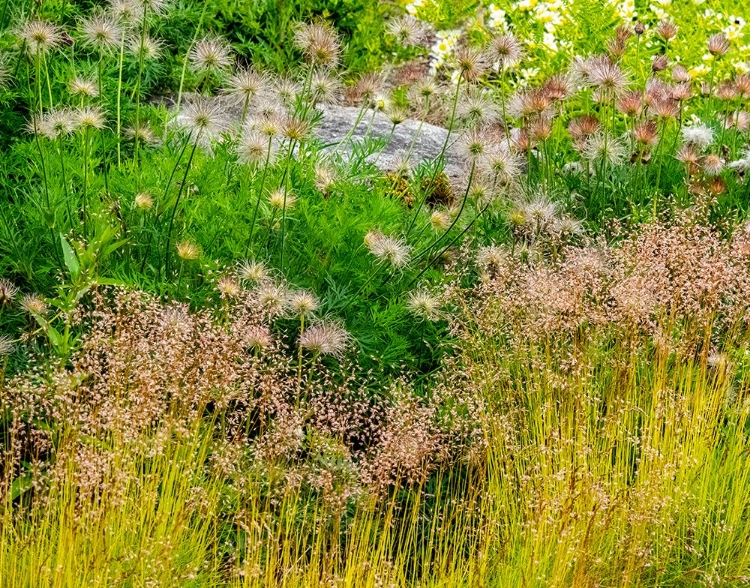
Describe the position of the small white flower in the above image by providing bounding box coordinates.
[405,0,424,16]
[650,5,669,20]
[690,64,711,77]
[618,0,637,20]
[542,32,558,53]
[488,4,507,29]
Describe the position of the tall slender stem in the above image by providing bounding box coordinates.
[35,51,43,114]
[405,77,462,239]
[404,98,429,165]
[297,315,305,385]
[409,198,492,288]
[241,95,251,126]
[42,55,53,109]
[97,56,104,107]
[164,139,200,277]
[279,139,296,274]
[653,119,668,218]
[411,160,476,264]
[133,5,150,184]
[83,127,90,237]
[244,137,273,258]
[500,65,511,149]
[176,0,209,112]
[116,36,125,167]
[331,100,369,156]
[0,0,10,31]
[58,137,72,228]
[372,122,397,166]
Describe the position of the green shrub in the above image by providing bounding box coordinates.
[202,0,391,73]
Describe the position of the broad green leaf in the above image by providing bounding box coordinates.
[10,474,33,501]
[59,234,80,279]
[46,325,63,347]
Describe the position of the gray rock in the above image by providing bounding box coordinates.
[170,95,466,178]
[315,105,464,178]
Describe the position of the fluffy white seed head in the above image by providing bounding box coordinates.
[365,231,411,268]
[406,290,442,321]
[189,36,233,75]
[298,320,350,357]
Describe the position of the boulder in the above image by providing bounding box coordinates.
[315,105,464,178]
[172,95,465,178]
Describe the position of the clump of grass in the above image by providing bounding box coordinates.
[2,1,750,585]
[2,218,750,585]
[437,216,750,585]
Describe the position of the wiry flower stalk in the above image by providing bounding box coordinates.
[176,0,209,112]
[331,74,381,156]
[76,106,104,237]
[404,81,436,166]
[406,75,464,239]
[115,32,126,166]
[492,33,523,149]
[289,289,319,384]
[653,118,670,216]
[273,115,311,273]
[243,135,275,259]
[164,100,228,277]
[164,138,199,278]
[411,158,477,268]
[278,149,295,275]
[27,57,50,210]
[132,7,149,181]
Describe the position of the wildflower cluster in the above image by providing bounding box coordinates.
[401,0,750,84]
[2,287,478,503]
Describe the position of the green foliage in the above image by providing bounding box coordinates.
[203,0,391,73]
[3,311,750,586]
[409,0,480,30]
[565,0,619,56]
